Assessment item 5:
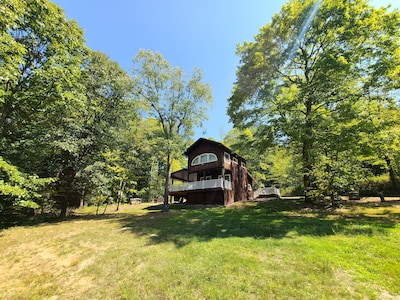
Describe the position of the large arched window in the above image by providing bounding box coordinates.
[191,153,218,166]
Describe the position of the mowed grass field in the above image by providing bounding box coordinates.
[1,198,399,300]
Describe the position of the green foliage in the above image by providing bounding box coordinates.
[264,146,302,194]
[228,0,400,200]
[0,0,86,138]
[358,175,397,197]
[0,0,88,216]
[0,1,143,218]
[132,50,212,140]
[79,161,112,203]
[223,127,265,187]
[0,156,52,212]
[223,127,303,194]
[132,50,212,209]
[358,102,400,191]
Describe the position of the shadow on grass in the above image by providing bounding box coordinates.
[0,207,129,230]
[2,199,399,247]
[117,198,400,248]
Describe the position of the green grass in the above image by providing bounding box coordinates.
[1,199,399,299]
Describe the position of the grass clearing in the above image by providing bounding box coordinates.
[1,199,399,299]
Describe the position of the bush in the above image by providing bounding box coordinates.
[358,176,397,197]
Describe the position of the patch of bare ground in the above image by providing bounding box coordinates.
[0,241,96,298]
[0,219,118,299]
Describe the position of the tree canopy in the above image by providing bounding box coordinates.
[1,0,87,216]
[1,1,214,220]
[228,0,400,201]
[3,0,400,222]
[132,49,212,211]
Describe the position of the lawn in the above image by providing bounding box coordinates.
[1,198,399,299]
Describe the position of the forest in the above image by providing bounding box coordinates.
[1,0,400,221]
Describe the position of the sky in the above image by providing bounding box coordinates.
[52,0,398,142]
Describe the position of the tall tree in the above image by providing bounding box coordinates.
[1,1,139,218]
[53,50,133,217]
[132,50,212,211]
[358,102,400,193]
[223,127,270,188]
[0,0,86,141]
[223,127,302,194]
[228,0,400,201]
[0,0,87,214]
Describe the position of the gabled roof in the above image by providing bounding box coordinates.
[184,138,246,162]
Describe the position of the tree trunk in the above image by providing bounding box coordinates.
[116,180,125,211]
[116,194,121,211]
[303,151,313,203]
[385,155,398,192]
[79,189,85,208]
[56,162,78,218]
[163,152,171,212]
[96,199,100,215]
[59,198,68,219]
[303,99,314,203]
[102,202,108,215]
[0,97,12,134]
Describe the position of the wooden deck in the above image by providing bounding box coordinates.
[254,187,281,199]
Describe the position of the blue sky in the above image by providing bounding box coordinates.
[52,0,398,141]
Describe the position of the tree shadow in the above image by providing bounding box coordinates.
[0,207,129,230]
[118,198,400,248]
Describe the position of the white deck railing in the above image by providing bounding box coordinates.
[254,187,281,198]
[170,178,232,192]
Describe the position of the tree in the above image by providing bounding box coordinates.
[223,127,302,194]
[52,50,134,217]
[0,156,52,216]
[358,102,400,193]
[0,0,86,140]
[223,127,269,188]
[79,161,112,215]
[132,50,212,211]
[0,0,87,215]
[1,1,144,219]
[228,0,400,201]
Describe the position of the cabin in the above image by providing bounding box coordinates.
[169,138,253,206]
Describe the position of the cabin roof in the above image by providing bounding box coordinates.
[171,168,188,181]
[184,138,246,162]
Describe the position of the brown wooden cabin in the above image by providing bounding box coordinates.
[170,138,253,206]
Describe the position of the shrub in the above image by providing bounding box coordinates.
[358,175,397,196]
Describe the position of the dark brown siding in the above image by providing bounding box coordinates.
[186,190,224,205]
[187,142,224,174]
[177,138,254,205]
[190,161,220,174]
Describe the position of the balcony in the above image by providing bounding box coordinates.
[170,178,232,192]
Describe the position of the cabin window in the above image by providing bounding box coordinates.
[224,174,231,181]
[241,162,246,168]
[224,152,231,163]
[191,153,218,166]
[233,157,238,164]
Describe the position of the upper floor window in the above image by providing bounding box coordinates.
[191,153,218,166]
[224,152,231,163]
